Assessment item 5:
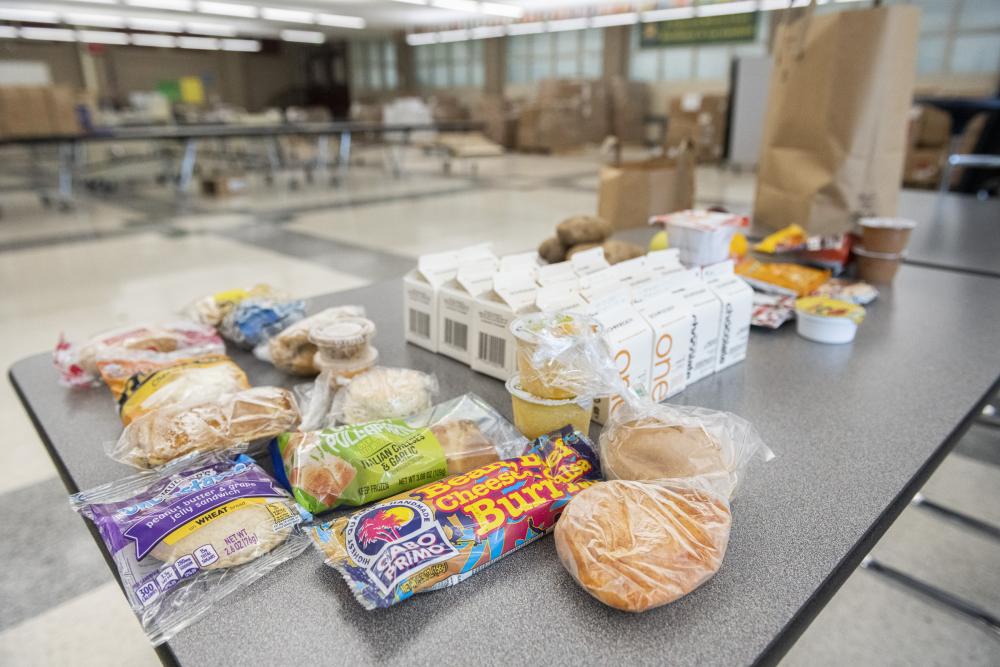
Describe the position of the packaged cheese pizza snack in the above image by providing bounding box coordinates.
[306,426,599,609]
[554,478,731,612]
[71,451,310,645]
[53,321,224,389]
[271,393,528,514]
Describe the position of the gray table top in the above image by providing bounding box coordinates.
[10,266,1000,666]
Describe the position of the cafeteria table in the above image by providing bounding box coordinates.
[10,264,1000,666]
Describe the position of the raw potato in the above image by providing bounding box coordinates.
[150,502,291,569]
[554,480,731,612]
[556,215,612,246]
[602,239,645,265]
[565,242,602,259]
[538,236,567,264]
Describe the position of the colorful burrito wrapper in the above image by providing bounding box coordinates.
[306,427,601,610]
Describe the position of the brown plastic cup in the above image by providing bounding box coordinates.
[854,246,902,284]
[859,218,916,254]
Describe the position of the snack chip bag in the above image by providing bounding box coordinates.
[271,393,528,514]
[735,258,831,297]
[71,452,310,645]
[306,427,600,609]
[54,321,224,389]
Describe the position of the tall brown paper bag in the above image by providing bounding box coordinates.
[598,148,695,230]
[753,4,920,236]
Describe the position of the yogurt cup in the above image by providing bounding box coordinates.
[854,246,902,284]
[506,375,593,440]
[510,313,602,400]
[859,217,916,254]
[309,317,376,361]
[794,297,865,344]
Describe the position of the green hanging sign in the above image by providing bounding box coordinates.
[640,12,758,48]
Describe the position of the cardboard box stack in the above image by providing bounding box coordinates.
[476,95,519,149]
[665,93,729,163]
[903,104,952,189]
[610,77,650,145]
[403,244,753,426]
[0,85,88,139]
[517,79,610,152]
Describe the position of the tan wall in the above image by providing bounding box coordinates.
[0,41,84,88]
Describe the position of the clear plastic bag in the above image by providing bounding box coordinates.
[219,298,306,350]
[599,401,774,500]
[53,321,224,389]
[70,451,310,646]
[261,305,367,375]
[271,393,529,514]
[184,284,280,327]
[554,478,731,613]
[328,367,438,425]
[111,379,301,468]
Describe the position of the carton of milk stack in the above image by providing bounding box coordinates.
[403,249,460,352]
[438,259,499,364]
[589,290,654,425]
[471,270,538,380]
[633,286,693,402]
[661,269,723,385]
[702,260,753,372]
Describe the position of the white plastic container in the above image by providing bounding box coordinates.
[794,297,865,344]
[651,210,745,267]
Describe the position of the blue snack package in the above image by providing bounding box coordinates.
[221,298,306,349]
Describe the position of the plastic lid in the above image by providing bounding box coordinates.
[313,344,379,373]
[853,246,903,260]
[505,375,593,408]
[308,317,376,349]
[509,312,601,344]
[859,217,917,230]
[794,297,865,324]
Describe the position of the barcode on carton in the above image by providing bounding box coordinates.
[408,309,431,339]
[444,319,468,351]
[477,332,506,367]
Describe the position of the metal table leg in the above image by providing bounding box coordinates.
[337,130,351,183]
[177,138,199,193]
[54,141,76,211]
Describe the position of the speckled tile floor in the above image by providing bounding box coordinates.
[1,147,997,666]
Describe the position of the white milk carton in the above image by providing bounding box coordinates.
[577,266,626,304]
[471,270,538,380]
[536,261,578,287]
[536,281,584,312]
[633,285,693,403]
[632,248,684,292]
[702,260,753,372]
[590,290,654,425]
[660,269,723,385]
[570,246,610,276]
[438,258,499,364]
[403,249,460,352]
[499,251,541,277]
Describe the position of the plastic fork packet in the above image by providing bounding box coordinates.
[305,426,600,609]
[70,451,311,646]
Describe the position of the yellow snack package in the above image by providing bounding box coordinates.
[736,258,831,297]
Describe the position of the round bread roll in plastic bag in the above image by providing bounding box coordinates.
[554,479,731,613]
[328,367,438,425]
[599,402,773,499]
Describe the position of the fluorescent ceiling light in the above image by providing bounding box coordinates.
[480,2,523,18]
[65,13,125,28]
[470,25,505,39]
[261,7,314,23]
[437,28,469,42]
[507,21,544,35]
[178,35,220,49]
[128,17,184,32]
[317,13,365,29]
[697,1,757,16]
[280,29,324,43]
[221,38,261,51]
[395,0,428,5]
[0,8,60,23]
[20,27,77,42]
[406,32,437,45]
[547,17,588,33]
[131,33,176,47]
[640,7,695,22]
[431,0,478,13]
[124,0,193,10]
[77,30,130,44]
[70,0,118,4]
[197,1,258,18]
[591,12,638,28]
[186,22,237,36]
[0,25,17,38]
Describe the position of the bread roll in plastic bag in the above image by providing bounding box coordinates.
[53,321,224,389]
[262,305,366,375]
[554,478,731,612]
[599,401,773,500]
[328,367,439,425]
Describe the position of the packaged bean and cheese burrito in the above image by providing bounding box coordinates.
[71,451,310,645]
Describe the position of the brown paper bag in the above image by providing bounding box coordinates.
[753,4,920,236]
[598,150,695,230]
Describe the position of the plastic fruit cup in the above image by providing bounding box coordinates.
[510,313,601,401]
[506,375,593,440]
[794,297,865,345]
[854,246,902,284]
[859,217,916,254]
